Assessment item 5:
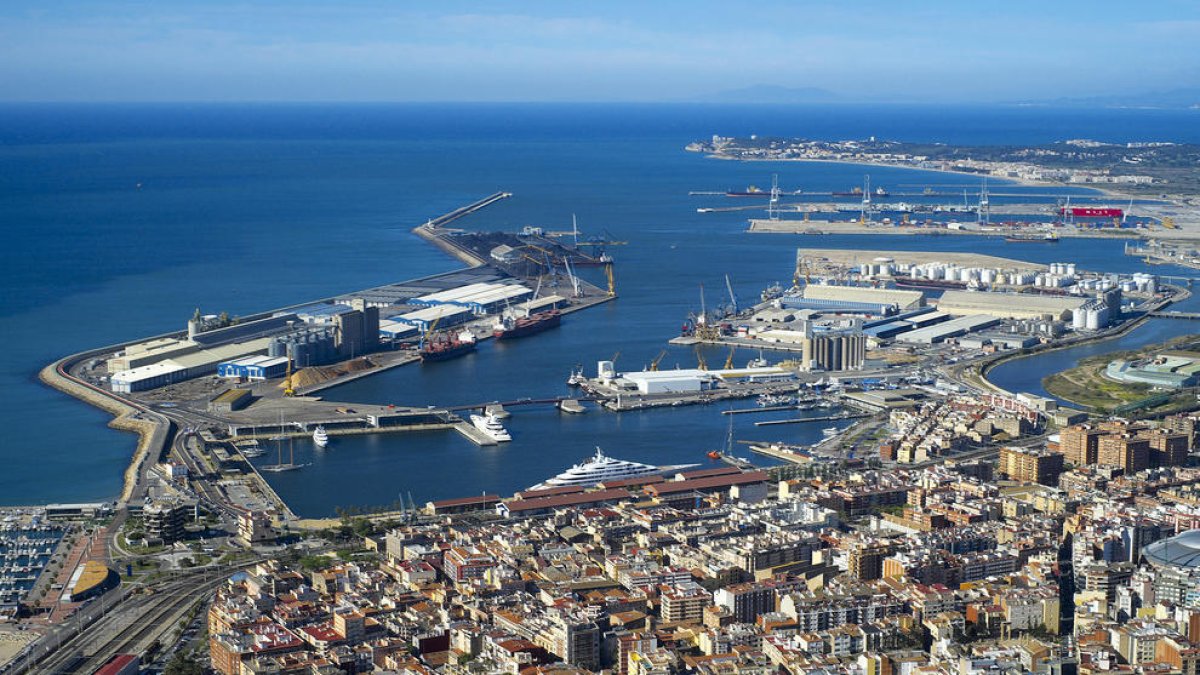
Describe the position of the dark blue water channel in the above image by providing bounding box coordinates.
[2,103,1198,513]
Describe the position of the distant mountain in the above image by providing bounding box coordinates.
[1018,87,1200,109]
[700,84,844,103]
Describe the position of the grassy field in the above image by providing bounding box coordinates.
[1042,335,1200,413]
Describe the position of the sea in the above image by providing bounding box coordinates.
[2,102,1198,515]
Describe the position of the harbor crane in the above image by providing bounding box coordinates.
[694,345,708,371]
[282,355,296,397]
[649,349,667,372]
[418,315,442,351]
[723,346,736,370]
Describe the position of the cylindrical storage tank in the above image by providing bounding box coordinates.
[981,269,995,283]
[1085,308,1101,330]
[1072,308,1087,330]
[1066,263,1076,276]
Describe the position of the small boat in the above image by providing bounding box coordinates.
[1005,232,1059,243]
[822,427,839,437]
[567,366,587,387]
[707,450,722,460]
[312,426,329,448]
[470,413,512,442]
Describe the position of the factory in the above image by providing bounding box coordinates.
[111,337,273,393]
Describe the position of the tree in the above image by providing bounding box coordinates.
[165,653,205,675]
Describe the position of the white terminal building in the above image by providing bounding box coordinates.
[593,360,794,395]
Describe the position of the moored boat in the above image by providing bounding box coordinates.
[470,413,511,442]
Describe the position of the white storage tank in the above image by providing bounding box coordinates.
[1072,306,1088,330]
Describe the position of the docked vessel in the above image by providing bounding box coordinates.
[1005,232,1059,243]
[470,413,512,442]
[493,310,561,340]
[725,185,768,197]
[312,425,329,448]
[529,447,696,490]
[421,330,477,362]
[833,186,889,198]
[566,365,587,387]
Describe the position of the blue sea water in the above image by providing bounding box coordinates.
[2,102,1198,513]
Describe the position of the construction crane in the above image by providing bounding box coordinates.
[282,355,296,397]
[649,350,667,372]
[723,346,736,370]
[694,345,708,371]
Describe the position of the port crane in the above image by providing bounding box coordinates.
[282,356,296,397]
[724,274,739,315]
[648,349,667,372]
[694,345,708,371]
[418,316,442,351]
[723,346,736,370]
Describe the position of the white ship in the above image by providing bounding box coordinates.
[529,447,697,491]
[312,425,329,448]
[470,413,512,442]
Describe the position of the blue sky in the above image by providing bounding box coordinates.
[1,1,1197,102]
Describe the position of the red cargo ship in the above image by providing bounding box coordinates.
[421,331,477,362]
[493,310,562,340]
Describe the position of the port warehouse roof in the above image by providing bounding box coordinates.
[411,281,531,306]
[497,488,636,516]
[644,470,771,497]
[936,289,1086,320]
[335,267,510,307]
[426,494,501,514]
[895,315,1002,344]
[111,337,273,388]
[800,284,926,311]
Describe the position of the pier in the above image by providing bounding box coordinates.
[1148,311,1200,320]
[754,413,870,427]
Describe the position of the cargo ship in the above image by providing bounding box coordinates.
[725,185,769,197]
[892,278,969,292]
[833,186,889,198]
[493,310,561,340]
[421,330,477,362]
[1060,207,1123,219]
[1005,232,1060,243]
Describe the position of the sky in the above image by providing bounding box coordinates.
[1,1,1198,103]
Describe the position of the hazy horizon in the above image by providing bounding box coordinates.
[1,1,1198,104]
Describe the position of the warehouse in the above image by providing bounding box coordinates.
[510,294,567,314]
[218,355,289,380]
[937,290,1085,321]
[378,320,420,340]
[393,305,475,332]
[777,295,900,316]
[897,315,1001,344]
[110,361,186,393]
[802,284,925,311]
[623,369,719,394]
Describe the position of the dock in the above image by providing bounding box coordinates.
[754,413,870,427]
[744,442,811,465]
[454,421,498,446]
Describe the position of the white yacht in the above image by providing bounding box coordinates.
[529,447,696,490]
[470,413,512,442]
[312,425,329,448]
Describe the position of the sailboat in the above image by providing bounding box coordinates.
[262,432,307,473]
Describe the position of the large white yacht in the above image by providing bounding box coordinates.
[529,447,696,491]
[470,413,512,442]
[312,425,329,448]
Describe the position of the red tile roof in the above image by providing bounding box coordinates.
[645,471,770,497]
[503,489,635,513]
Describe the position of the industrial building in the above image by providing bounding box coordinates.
[111,337,273,392]
[217,355,289,380]
[1105,354,1200,389]
[800,284,925,311]
[896,315,1001,345]
[937,290,1086,321]
[594,361,794,395]
[409,282,532,314]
